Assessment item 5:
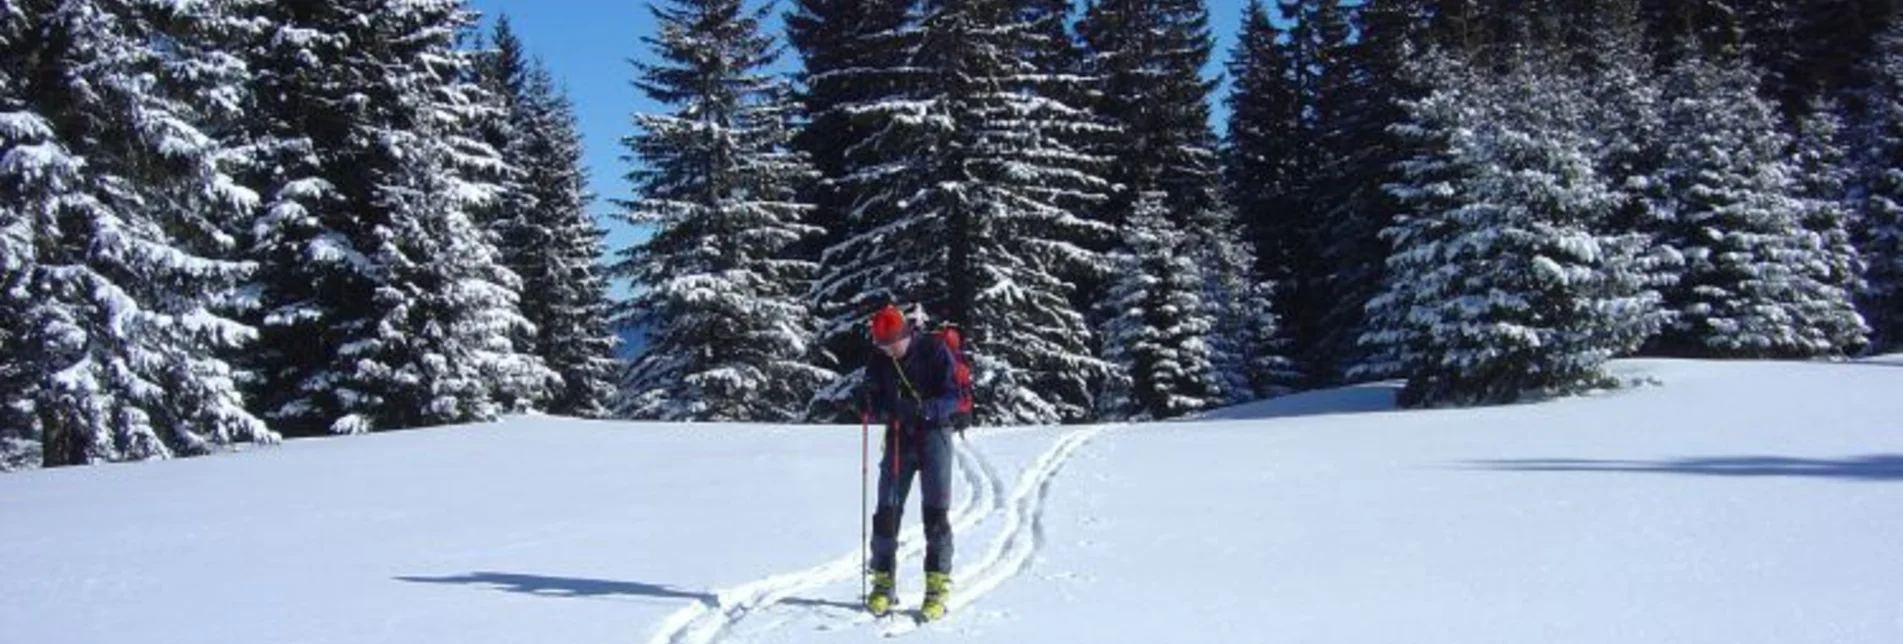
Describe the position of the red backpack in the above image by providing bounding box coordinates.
[932,324,976,427]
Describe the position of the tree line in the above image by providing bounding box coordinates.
[6,0,1900,469]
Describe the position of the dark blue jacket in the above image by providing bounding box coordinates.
[867,330,962,430]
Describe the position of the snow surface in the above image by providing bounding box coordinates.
[4,358,1902,643]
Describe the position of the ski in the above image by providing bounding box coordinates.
[879,611,925,637]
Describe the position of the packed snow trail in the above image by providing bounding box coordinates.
[645,433,1003,644]
[878,424,1115,637]
[641,424,1116,643]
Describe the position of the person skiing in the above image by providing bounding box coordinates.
[864,303,964,621]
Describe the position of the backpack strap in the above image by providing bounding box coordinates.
[891,353,923,404]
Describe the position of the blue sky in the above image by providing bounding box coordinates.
[465,0,1249,280]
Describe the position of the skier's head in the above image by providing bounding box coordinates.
[871,304,911,358]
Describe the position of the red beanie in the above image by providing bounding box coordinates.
[870,304,907,344]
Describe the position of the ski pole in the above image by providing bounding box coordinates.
[860,406,870,604]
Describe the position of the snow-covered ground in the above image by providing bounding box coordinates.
[3,358,1900,643]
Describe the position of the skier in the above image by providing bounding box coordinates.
[864,303,964,621]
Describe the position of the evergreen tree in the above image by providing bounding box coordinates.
[1099,192,1221,419]
[1015,0,1107,278]
[1,0,277,466]
[1577,0,1683,317]
[472,13,535,251]
[1199,215,1294,401]
[1019,0,1088,108]
[1851,21,1903,352]
[1309,0,1422,384]
[1579,0,1661,219]
[241,0,553,435]
[1078,0,1223,229]
[784,0,917,420]
[1083,0,1277,402]
[463,14,558,416]
[1359,50,1475,384]
[616,0,833,421]
[471,18,620,417]
[475,14,532,112]
[780,0,913,422]
[803,1,940,418]
[1280,0,1353,184]
[1222,0,1301,342]
[1741,0,1809,115]
[1648,51,1862,357]
[1365,48,1663,406]
[228,0,346,435]
[783,0,914,270]
[1,203,28,467]
[1792,99,1873,354]
[518,65,621,417]
[469,17,543,369]
[813,0,1115,424]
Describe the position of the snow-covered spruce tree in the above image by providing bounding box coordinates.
[227,0,349,436]
[1220,0,1305,396]
[1,3,36,468]
[241,0,553,435]
[615,0,833,421]
[1355,49,1472,385]
[784,0,914,267]
[472,20,620,417]
[467,16,545,378]
[1364,48,1664,407]
[1013,0,1099,218]
[1184,142,1284,401]
[0,219,28,468]
[1791,99,1872,354]
[812,0,1115,425]
[1223,0,1299,297]
[956,0,1123,422]
[1098,192,1222,419]
[1081,0,1280,403]
[1305,0,1416,386]
[1646,51,1863,358]
[785,0,917,422]
[1269,0,1355,380]
[1,0,278,466]
[471,14,535,267]
[1852,20,1903,353]
[801,0,935,422]
[438,13,558,418]
[1196,208,1292,403]
[1577,0,1681,307]
[1078,0,1223,231]
[515,64,620,417]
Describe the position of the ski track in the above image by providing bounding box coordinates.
[645,433,1003,644]
[879,424,1113,637]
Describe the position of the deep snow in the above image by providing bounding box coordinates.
[3,358,1900,643]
